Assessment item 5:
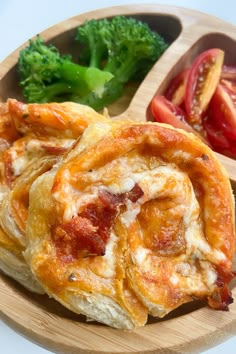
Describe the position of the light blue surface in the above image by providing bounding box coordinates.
[0,1,235,353]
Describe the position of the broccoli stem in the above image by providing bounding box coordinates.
[60,60,113,96]
[39,82,82,102]
[74,78,123,111]
[104,56,140,84]
[89,45,106,68]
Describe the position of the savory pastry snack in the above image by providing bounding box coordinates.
[0,99,109,292]
[25,120,235,328]
[0,225,44,293]
[0,138,47,293]
[7,99,108,138]
[0,136,74,246]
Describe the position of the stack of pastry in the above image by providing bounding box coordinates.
[0,99,107,293]
[0,99,235,329]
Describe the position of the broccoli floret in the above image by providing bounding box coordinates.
[18,35,113,104]
[76,16,168,83]
[18,16,168,110]
[76,18,110,68]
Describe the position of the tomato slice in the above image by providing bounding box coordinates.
[210,84,236,140]
[221,78,236,94]
[151,96,209,145]
[221,65,236,81]
[203,115,231,149]
[151,95,207,138]
[185,48,224,124]
[227,141,236,156]
[214,144,236,159]
[151,95,190,129]
[203,112,236,158]
[164,68,190,106]
[220,65,236,93]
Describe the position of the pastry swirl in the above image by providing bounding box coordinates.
[25,120,235,328]
[0,100,108,293]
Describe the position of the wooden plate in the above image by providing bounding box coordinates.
[0,4,236,353]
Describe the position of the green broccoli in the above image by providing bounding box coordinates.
[76,16,168,83]
[18,16,168,110]
[76,18,110,68]
[18,35,114,104]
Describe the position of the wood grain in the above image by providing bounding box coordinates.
[0,4,236,354]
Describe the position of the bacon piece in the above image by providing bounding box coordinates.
[52,184,144,262]
[40,144,68,155]
[52,190,123,261]
[126,183,144,202]
[51,217,106,262]
[208,270,236,310]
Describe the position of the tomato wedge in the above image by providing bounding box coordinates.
[185,48,224,124]
[203,115,231,149]
[221,78,236,94]
[220,65,236,93]
[210,84,236,140]
[221,65,236,81]
[164,68,190,106]
[151,95,189,128]
[151,96,209,144]
[213,143,236,159]
[151,95,203,135]
[203,113,236,158]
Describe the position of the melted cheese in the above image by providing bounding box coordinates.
[133,247,151,267]
[11,154,29,177]
[120,200,140,227]
[52,150,226,294]
[99,231,118,278]
[26,138,74,152]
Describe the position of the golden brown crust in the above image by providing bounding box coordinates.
[0,102,19,144]
[0,225,24,256]
[53,122,235,263]
[0,100,109,294]
[7,99,109,138]
[25,170,147,328]
[25,120,235,327]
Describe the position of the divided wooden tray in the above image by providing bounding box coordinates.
[0,4,236,354]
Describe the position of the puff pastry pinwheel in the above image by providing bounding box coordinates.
[0,99,109,292]
[25,120,235,329]
[7,98,108,138]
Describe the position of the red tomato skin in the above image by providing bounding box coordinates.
[221,65,236,81]
[203,115,231,149]
[164,68,190,106]
[203,115,236,158]
[151,95,193,131]
[185,48,224,124]
[221,78,236,94]
[151,96,209,147]
[210,84,236,140]
[214,145,236,159]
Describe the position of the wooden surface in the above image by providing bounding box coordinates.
[0,4,236,354]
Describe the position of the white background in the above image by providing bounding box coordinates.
[0,0,235,353]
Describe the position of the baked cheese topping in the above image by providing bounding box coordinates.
[22,119,235,327]
[52,152,225,279]
[3,137,74,186]
[11,152,28,177]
